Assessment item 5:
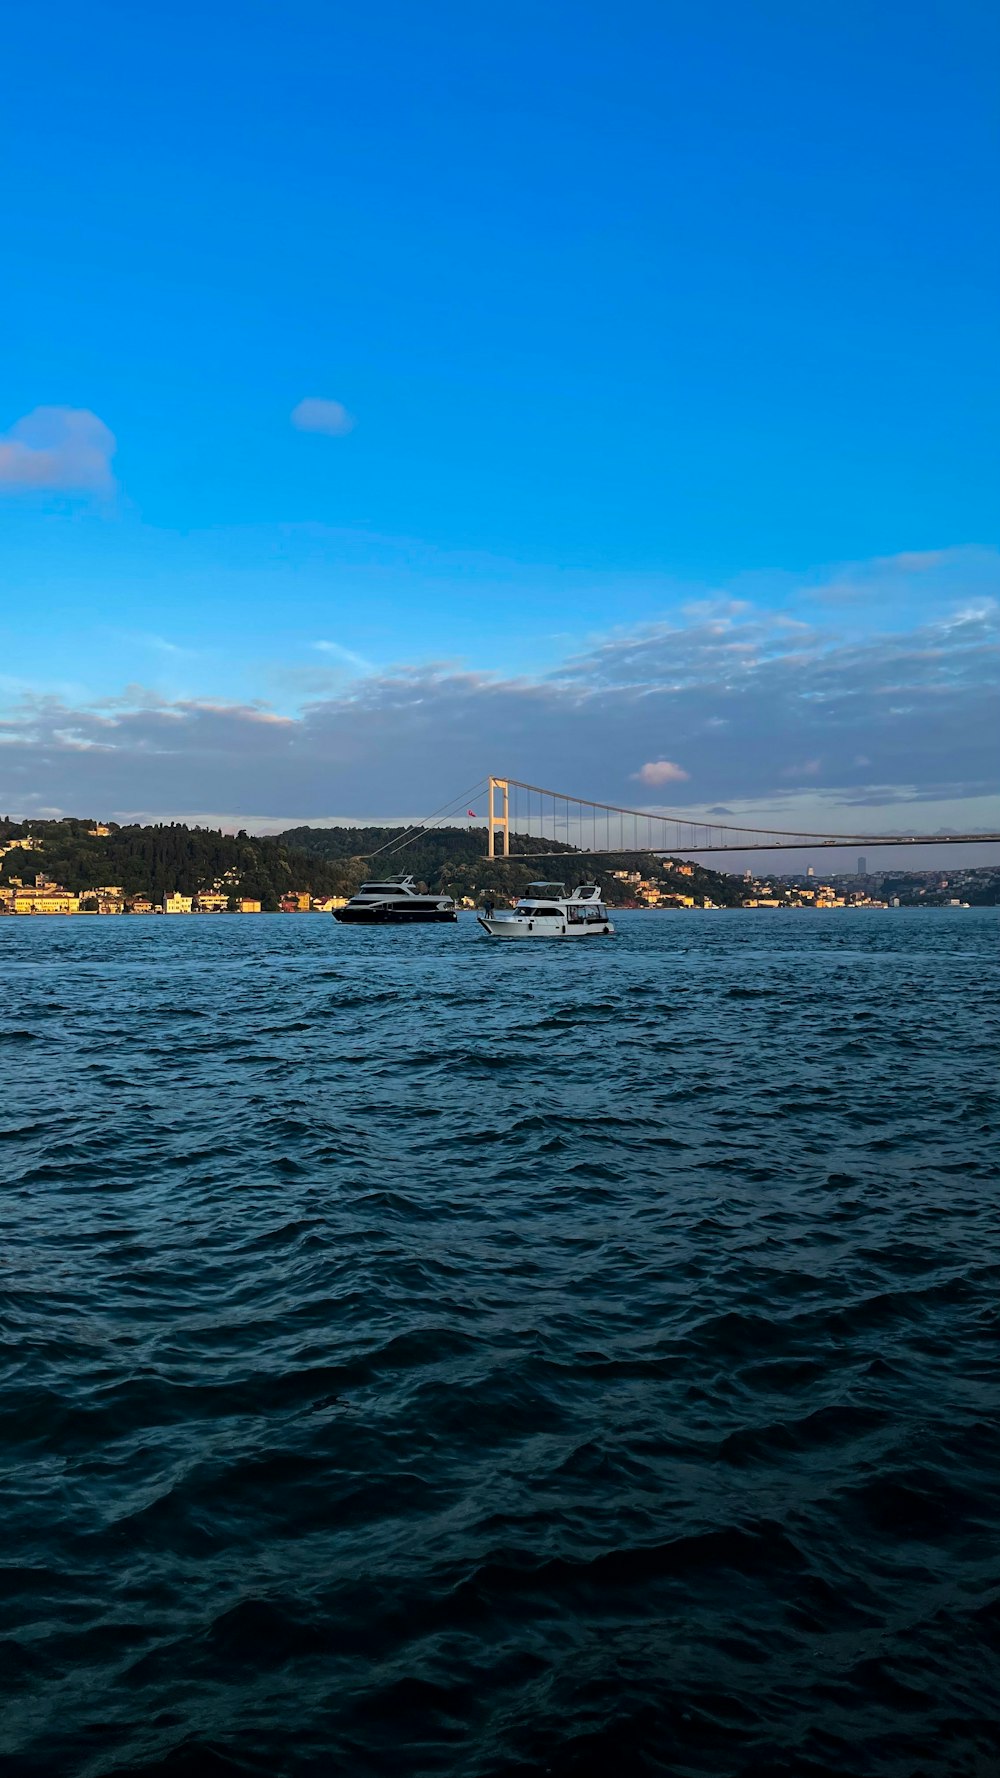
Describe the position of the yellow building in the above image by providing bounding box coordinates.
[89,885,125,914]
[195,892,230,913]
[0,835,43,857]
[237,898,262,914]
[163,893,193,914]
[310,896,348,912]
[13,889,80,915]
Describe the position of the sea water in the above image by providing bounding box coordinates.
[2,909,998,1776]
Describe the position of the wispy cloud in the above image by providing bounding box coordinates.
[0,407,116,494]
[311,640,374,673]
[107,629,200,659]
[291,398,356,437]
[800,545,998,612]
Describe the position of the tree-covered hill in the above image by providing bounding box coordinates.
[280,825,746,905]
[0,815,747,907]
[0,817,357,909]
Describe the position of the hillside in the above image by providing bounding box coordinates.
[0,818,357,910]
[280,825,747,906]
[0,816,747,908]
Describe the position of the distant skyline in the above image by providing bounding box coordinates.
[2,1,998,858]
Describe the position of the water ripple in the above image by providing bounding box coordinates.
[1,910,998,1777]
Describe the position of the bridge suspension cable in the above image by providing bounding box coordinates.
[484,776,1000,857]
[362,778,490,860]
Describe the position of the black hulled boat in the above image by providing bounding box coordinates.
[333,875,458,925]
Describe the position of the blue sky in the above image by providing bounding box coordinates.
[1,0,998,843]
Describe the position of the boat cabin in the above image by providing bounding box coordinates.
[516,882,610,923]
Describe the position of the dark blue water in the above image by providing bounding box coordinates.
[2,909,998,1778]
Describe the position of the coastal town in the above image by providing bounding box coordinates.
[1,821,993,914]
[0,838,350,916]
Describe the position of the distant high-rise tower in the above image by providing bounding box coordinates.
[857,855,867,875]
[806,865,815,878]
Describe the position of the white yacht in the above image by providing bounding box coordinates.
[334,875,457,925]
[477,881,615,939]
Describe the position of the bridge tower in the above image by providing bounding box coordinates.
[487,777,510,859]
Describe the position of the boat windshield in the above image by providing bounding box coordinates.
[526,882,567,899]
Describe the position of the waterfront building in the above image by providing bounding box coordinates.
[195,892,229,913]
[13,888,80,915]
[91,885,125,915]
[237,899,262,913]
[163,893,194,914]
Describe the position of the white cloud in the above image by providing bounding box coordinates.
[632,759,690,785]
[291,397,355,437]
[0,407,116,494]
[0,586,997,831]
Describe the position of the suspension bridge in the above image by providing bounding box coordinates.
[365,776,1000,864]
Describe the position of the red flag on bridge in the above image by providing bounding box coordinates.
[468,809,477,817]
